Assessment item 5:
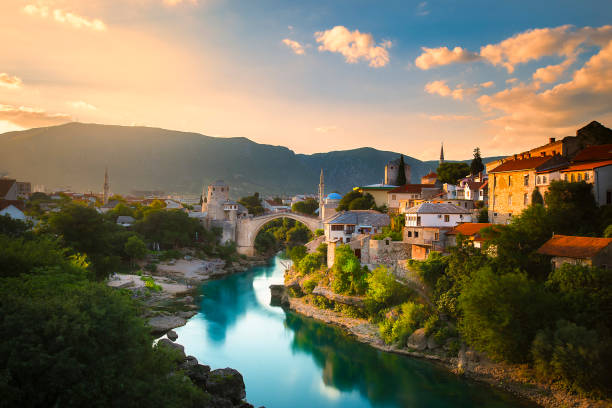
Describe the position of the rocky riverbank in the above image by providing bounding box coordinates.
[157,330,262,408]
[280,290,611,408]
[108,256,267,334]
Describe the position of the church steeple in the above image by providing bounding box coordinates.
[440,143,445,164]
[103,166,110,205]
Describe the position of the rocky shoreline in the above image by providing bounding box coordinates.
[280,290,611,408]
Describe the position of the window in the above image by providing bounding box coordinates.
[537,175,541,184]
[585,172,589,181]
[524,175,529,186]
[444,215,450,222]
[524,193,528,205]
[331,225,343,231]
[392,194,396,200]
[459,215,463,219]
[508,195,512,206]
[571,173,575,182]
[434,232,439,240]
[494,176,497,187]
[437,214,442,218]
[407,231,412,237]
[346,238,351,243]
[385,239,389,246]
[508,175,512,186]
[543,175,547,183]
[414,231,419,238]
[577,173,582,181]
[564,174,568,181]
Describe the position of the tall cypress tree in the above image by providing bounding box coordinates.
[396,155,407,185]
[471,147,485,176]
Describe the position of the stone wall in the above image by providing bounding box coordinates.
[367,238,411,265]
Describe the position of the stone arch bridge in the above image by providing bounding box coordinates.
[236,212,322,256]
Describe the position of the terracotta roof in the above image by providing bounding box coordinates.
[489,156,553,173]
[388,184,436,194]
[536,235,612,259]
[447,223,493,236]
[0,178,16,198]
[465,180,486,191]
[422,171,438,178]
[572,144,612,163]
[479,179,489,189]
[560,160,612,172]
[0,199,25,211]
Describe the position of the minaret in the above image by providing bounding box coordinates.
[318,169,324,219]
[439,143,445,165]
[103,167,110,205]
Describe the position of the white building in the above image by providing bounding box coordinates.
[324,210,390,244]
[0,204,26,221]
[263,199,291,213]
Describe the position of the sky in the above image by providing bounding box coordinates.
[1,0,611,160]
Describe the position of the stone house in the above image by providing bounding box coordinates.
[487,154,568,224]
[326,234,410,268]
[324,210,389,245]
[403,203,472,260]
[356,184,397,208]
[536,235,612,270]
[384,157,411,186]
[445,222,494,249]
[560,160,612,205]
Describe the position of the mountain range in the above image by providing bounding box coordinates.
[0,122,502,198]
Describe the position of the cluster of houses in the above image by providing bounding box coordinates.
[318,128,612,271]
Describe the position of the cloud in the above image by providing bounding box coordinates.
[282,38,306,55]
[0,104,71,128]
[416,2,429,16]
[415,24,612,73]
[24,3,107,31]
[68,100,97,110]
[505,78,518,84]
[532,55,576,84]
[415,46,480,70]
[480,81,494,88]
[0,73,22,89]
[163,0,197,5]
[424,80,478,100]
[314,26,391,68]
[315,125,337,133]
[478,39,612,141]
[422,114,475,121]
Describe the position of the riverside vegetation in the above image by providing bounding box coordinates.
[0,198,256,407]
[285,180,612,403]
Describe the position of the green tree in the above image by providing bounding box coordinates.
[238,192,264,215]
[531,188,544,205]
[337,190,374,211]
[476,207,489,223]
[470,147,484,176]
[396,155,407,186]
[125,235,147,267]
[0,214,29,237]
[292,198,318,215]
[436,162,470,185]
[605,224,612,238]
[365,265,410,315]
[331,245,369,295]
[458,267,556,363]
[545,180,598,235]
[134,209,203,250]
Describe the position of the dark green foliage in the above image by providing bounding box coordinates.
[396,155,407,186]
[254,218,313,255]
[470,147,484,176]
[292,199,318,215]
[288,245,307,265]
[0,274,207,407]
[458,267,556,363]
[365,265,411,316]
[545,180,598,235]
[531,189,544,205]
[133,209,203,249]
[0,214,29,237]
[254,230,277,254]
[477,207,489,222]
[605,224,612,238]
[238,192,264,215]
[125,235,147,267]
[532,320,611,397]
[314,228,324,237]
[436,162,470,185]
[337,190,375,211]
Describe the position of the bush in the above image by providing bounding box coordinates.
[314,229,324,237]
[532,320,611,397]
[140,276,162,292]
[365,265,411,316]
[311,295,334,309]
[144,263,157,272]
[297,253,322,276]
[302,273,322,294]
[159,250,182,261]
[331,245,369,295]
[390,302,429,346]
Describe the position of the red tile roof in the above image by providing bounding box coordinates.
[0,178,16,198]
[446,223,493,236]
[560,160,612,172]
[0,199,25,211]
[572,144,612,163]
[536,235,612,259]
[422,171,438,178]
[489,156,553,173]
[388,184,436,194]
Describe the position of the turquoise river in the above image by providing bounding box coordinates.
[174,255,536,408]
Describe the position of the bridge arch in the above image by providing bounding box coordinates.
[236,212,322,256]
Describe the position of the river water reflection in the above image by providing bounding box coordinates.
[174,256,535,408]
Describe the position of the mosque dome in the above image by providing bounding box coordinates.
[326,193,343,200]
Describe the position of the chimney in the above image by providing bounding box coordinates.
[549,137,556,143]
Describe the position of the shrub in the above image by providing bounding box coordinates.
[159,250,182,261]
[140,276,162,292]
[365,265,411,316]
[302,273,322,294]
[297,253,322,276]
[144,263,157,272]
[532,320,611,397]
[311,295,334,309]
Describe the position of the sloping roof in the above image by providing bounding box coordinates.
[326,210,390,226]
[479,179,489,190]
[404,202,471,214]
[359,184,397,190]
[388,184,436,194]
[465,180,486,191]
[536,235,612,259]
[326,193,343,200]
[422,171,438,178]
[0,199,25,211]
[447,223,493,236]
[0,178,16,198]
[572,144,612,163]
[489,156,553,173]
[561,160,612,172]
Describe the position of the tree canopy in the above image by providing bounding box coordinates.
[470,147,484,176]
[396,155,407,186]
[436,162,470,185]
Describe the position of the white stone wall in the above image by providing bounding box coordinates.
[405,212,471,227]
